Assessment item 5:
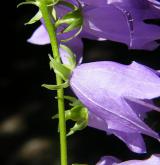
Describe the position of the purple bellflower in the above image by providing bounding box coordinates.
[81,0,160,50]
[28,0,160,57]
[69,61,160,153]
[96,154,160,165]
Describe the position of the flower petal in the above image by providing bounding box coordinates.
[81,0,107,6]
[70,61,160,149]
[27,25,50,45]
[84,0,160,50]
[113,131,146,153]
[96,154,160,165]
[71,61,160,99]
[88,112,147,153]
[96,156,120,165]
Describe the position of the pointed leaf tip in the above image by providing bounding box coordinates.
[17,1,37,8]
[52,114,59,119]
[41,81,69,90]
[24,10,42,25]
[50,58,71,81]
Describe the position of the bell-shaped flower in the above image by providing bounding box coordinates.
[82,0,160,50]
[28,0,160,52]
[69,61,160,153]
[96,154,160,165]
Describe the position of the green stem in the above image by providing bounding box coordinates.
[38,1,67,165]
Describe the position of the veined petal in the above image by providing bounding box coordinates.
[107,0,160,11]
[113,131,146,153]
[96,156,120,165]
[83,6,160,50]
[70,61,160,152]
[88,112,147,153]
[70,61,160,99]
[96,154,160,165]
[148,0,160,9]
[88,111,106,131]
[70,70,159,136]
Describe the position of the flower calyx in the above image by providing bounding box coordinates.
[53,96,88,136]
[17,0,60,8]
[49,55,72,81]
[55,1,83,41]
[17,0,60,25]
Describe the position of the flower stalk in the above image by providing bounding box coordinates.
[38,1,67,165]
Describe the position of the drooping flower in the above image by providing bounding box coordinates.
[28,0,160,55]
[69,61,160,153]
[96,154,160,165]
[82,0,160,50]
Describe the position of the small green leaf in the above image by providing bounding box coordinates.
[25,10,42,25]
[52,114,59,119]
[17,1,37,8]
[50,60,71,81]
[54,95,88,136]
[62,19,81,33]
[47,0,59,6]
[61,26,82,42]
[42,81,69,90]
[54,106,88,136]
[55,8,83,33]
[58,1,76,10]
[69,106,86,121]
[36,0,59,6]
[67,120,88,136]
[52,7,57,20]
[49,55,71,81]
[64,96,82,107]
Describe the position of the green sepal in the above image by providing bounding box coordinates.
[52,114,59,119]
[17,0,60,8]
[60,44,76,70]
[55,8,83,33]
[58,1,76,10]
[61,26,82,42]
[65,105,86,121]
[46,0,59,6]
[66,106,88,136]
[42,81,69,90]
[25,10,42,25]
[53,96,88,136]
[36,0,60,6]
[63,96,82,107]
[49,55,71,81]
[52,7,57,20]
[67,119,88,136]
[17,1,38,8]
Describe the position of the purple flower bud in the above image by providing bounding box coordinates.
[96,154,160,165]
[69,61,160,153]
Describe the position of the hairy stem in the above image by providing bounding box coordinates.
[38,1,67,165]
